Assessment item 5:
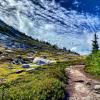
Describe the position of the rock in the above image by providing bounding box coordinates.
[40,56,47,59]
[8,66,13,69]
[0,78,5,82]
[22,64,30,68]
[12,58,26,65]
[94,85,100,90]
[15,70,24,74]
[86,82,92,86]
[5,49,14,53]
[75,80,84,83]
[26,68,36,73]
[33,57,56,65]
[93,85,100,94]
[26,57,34,63]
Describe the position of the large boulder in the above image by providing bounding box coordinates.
[33,57,55,65]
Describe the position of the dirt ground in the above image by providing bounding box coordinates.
[66,65,100,100]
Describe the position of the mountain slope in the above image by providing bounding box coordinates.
[0,19,58,51]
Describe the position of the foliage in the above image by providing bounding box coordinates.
[2,78,64,100]
[0,52,83,100]
[92,33,99,53]
[85,51,100,77]
[0,62,69,100]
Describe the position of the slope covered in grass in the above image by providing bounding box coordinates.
[0,62,67,100]
[0,57,85,100]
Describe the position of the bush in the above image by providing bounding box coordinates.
[85,51,100,77]
[0,62,67,100]
[2,78,64,100]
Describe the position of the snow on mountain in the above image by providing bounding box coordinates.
[0,0,100,54]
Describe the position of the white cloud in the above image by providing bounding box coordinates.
[0,0,100,54]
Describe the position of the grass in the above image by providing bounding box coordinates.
[0,58,85,100]
[0,62,67,100]
[85,51,100,78]
[0,47,85,100]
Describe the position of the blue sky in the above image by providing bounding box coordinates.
[0,0,100,54]
[60,0,100,14]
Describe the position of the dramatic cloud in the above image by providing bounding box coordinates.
[0,0,100,54]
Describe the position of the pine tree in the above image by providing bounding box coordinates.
[92,33,99,53]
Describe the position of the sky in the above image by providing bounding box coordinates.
[59,0,100,14]
[0,0,100,55]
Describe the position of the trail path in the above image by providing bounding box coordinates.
[66,65,100,100]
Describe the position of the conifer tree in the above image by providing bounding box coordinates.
[92,33,99,53]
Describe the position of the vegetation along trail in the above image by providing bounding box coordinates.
[66,65,100,100]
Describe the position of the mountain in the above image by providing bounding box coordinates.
[0,19,58,51]
[0,0,100,54]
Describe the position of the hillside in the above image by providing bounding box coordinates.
[0,19,84,100]
[0,19,65,52]
[0,0,100,100]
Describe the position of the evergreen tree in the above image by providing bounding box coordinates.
[92,33,99,53]
[63,47,67,51]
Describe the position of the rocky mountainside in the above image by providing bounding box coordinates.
[0,0,100,54]
[0,19,36,49]
[0,20,58,51]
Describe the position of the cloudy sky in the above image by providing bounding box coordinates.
[0,0,100,54]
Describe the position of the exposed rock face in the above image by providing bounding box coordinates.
[66,65,100,100]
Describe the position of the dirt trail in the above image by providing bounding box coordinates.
[66,65,100,100]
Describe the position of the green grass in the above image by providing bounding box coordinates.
[0,59,85,100]
[85,51,100,77]
[0,62,68,100]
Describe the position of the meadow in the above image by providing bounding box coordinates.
[0,52,84,100]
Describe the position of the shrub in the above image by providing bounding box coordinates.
[85,51,100,77]
[2,78,64,100]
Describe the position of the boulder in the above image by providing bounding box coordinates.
[12,58,26,65]
[22,64,30,68]
[93,84,100,94]
[94,85,100,90]
[26,57,34,63]
[15,70,24,74]
[33,57,55,65]
[26,68,36,73]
